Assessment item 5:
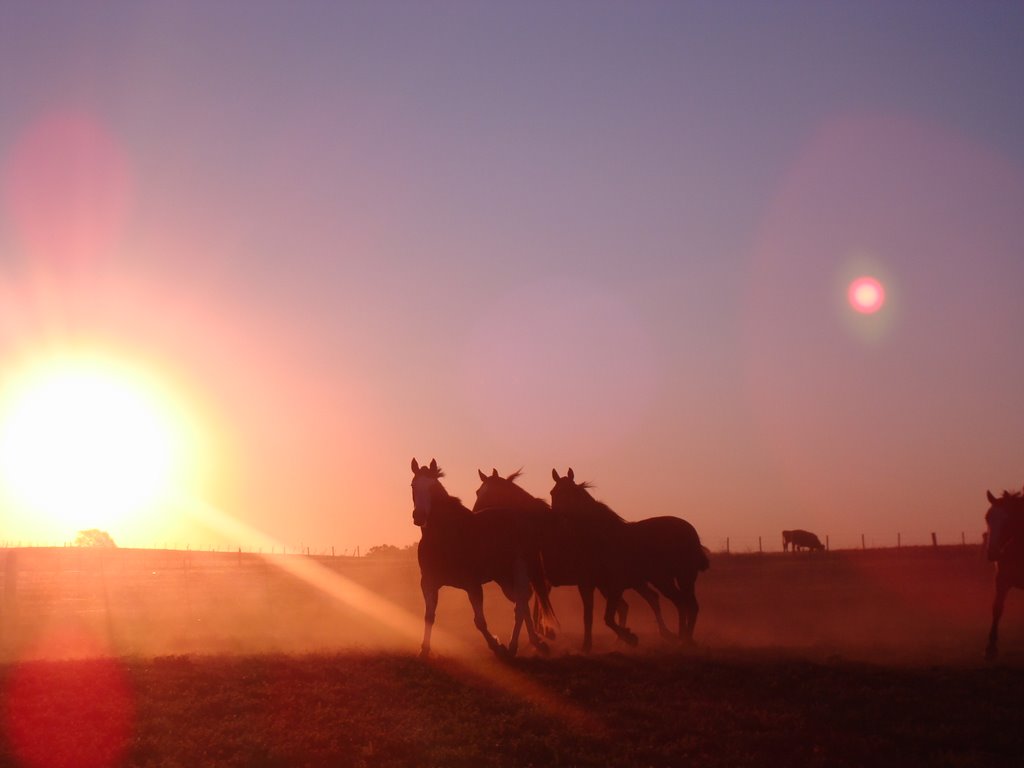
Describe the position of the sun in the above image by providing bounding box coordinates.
[0,354,191,536]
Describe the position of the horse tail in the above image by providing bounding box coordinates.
[530,553,559,630]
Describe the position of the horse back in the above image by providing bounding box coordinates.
[625,516,708,573]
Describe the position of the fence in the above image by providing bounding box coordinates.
[716,530,979,554]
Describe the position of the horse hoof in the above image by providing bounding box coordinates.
[419,648,431,659]
[493,643,512,660]
[622,631,639,648]
[543,627,557,641]
[534,640,551,657]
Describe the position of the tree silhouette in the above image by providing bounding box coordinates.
[74,529,117,548]
[365,543,415,558]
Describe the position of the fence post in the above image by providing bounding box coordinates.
[931,532,937,547]
[897,532,901,549]
[825,535,829,551]
[961,531,966,546]
[758,536,762,554]
[332,546,335,557]
[861,534,865,550]
[726,537,730,554]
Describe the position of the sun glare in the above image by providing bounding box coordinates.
[0,355,190,537]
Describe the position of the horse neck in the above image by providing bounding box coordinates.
[1002,505,1024,549]
[512,492,550,513]
[566,493,624,528]
[423,493,472,534]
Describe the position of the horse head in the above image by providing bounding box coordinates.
[985,489,1023,562]
[472,467,530,512]
[411,458,445,526]
[550,467,583,511]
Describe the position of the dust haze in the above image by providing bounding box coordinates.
[0,545,1019,664]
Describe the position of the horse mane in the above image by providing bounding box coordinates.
[569,483,627,524]
[486,471,551,511]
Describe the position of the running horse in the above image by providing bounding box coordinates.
[410,458,555,658]
[550,468,710,645]
[984,489,1024,661]
[474,468,665,651]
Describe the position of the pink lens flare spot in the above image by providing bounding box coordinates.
[848,276,885,314]
[3,111,133,270]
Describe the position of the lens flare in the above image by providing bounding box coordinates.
[3,111,133,271]
[4,654,134,768]
[848,276,885,314]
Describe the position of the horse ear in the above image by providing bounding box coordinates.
[411,458,420,473]
[491,468,499,478]
[429,458,437,471]
[552,468,560,481]
[478,469,487,482]
[987,490,998,505]
[567,467,575,482]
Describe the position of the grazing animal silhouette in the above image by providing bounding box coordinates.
[474,468,671,650]
[550,468,710,646]
[410,458,554,658]
[782,529,825,552]
[984,489,1024,661]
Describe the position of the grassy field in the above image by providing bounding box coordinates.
[0,546,1022,766]
[0,651,1021,767]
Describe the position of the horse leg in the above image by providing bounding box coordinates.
[466,584,507,658]
[502,565,550,657]
[578,584,595,653]
[985,579,1009,661]
[420,579,439,658]
[633,582,672,640]
[679,573,699,644]
[578,584,596,653]
[515,594,550,656]
[601,587,638,647]
[515,557,550,656]
[616,596,630,628]
[502,582,525,658]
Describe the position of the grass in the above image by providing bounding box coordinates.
[1,545,1023,766]
[0,650,1021,767]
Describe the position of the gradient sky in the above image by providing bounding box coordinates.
[1,1,1022,552]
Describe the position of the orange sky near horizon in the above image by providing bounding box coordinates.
[1,4,1022,554]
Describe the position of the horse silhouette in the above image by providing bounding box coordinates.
[410,458,555,658]
[550,468,709,646]
[474,468,672,651]
[782,529,824,552]
[984,489,1024,660]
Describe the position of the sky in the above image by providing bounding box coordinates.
[0,1,1022,553]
